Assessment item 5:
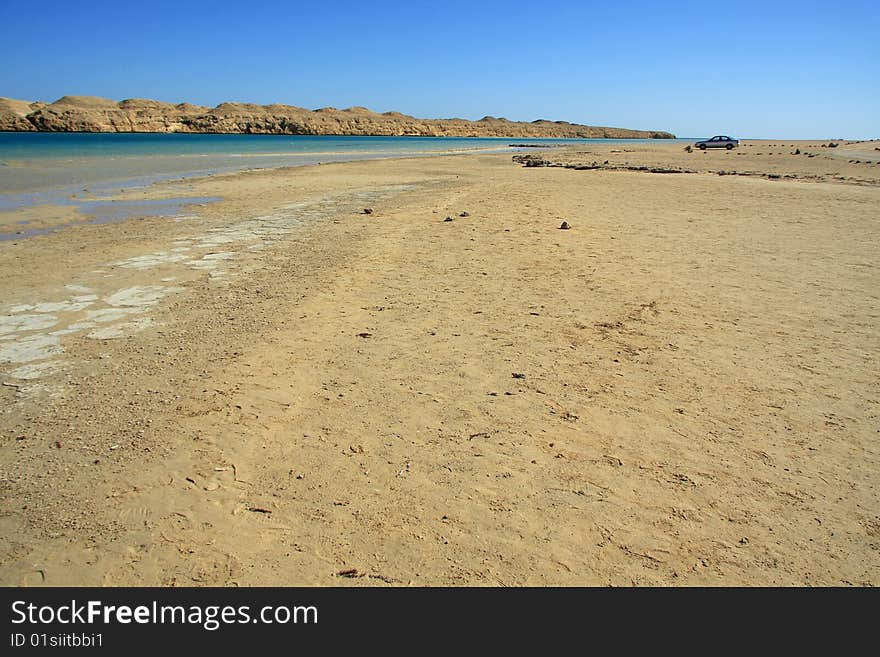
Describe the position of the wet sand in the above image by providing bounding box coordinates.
[1,141,878,585]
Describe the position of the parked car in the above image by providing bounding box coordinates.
[694,135,739,150]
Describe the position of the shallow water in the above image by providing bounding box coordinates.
[0,132,679,161]
[0,133,687,195]
[0,195,221,241]
[0,133,688,235]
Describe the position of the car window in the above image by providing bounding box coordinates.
[710,137,719,141]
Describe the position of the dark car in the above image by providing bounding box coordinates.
[695,135,739,150]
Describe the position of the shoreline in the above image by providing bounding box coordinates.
[0,137,688,233]
[3,136,876,238]
[1,137,701,238]
[1,145,878,586]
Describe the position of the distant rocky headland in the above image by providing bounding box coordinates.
[0,96,674,139]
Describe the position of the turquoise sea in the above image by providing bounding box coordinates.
[0,133,687,235]
[0,132,686,160]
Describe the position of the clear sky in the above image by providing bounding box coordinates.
[1,0,877,138]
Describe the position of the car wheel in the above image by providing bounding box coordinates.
[699,144,706,150]
[726,144,733,150]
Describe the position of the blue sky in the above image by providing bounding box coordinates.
[1,0,877,138]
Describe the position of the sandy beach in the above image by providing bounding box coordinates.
[1,140,878,586]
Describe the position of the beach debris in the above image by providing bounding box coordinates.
[512,372,526,379]
[337,568,361,578]
[444,216,454,222]
[459,211,470,217]
[362,208,373,214]
[558,221,571,230]
[356,332,372,338]
[513,154,553,167]
[247,506,272,514]
[684,145,693,152]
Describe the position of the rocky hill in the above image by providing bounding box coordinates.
[0,95,674,138]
